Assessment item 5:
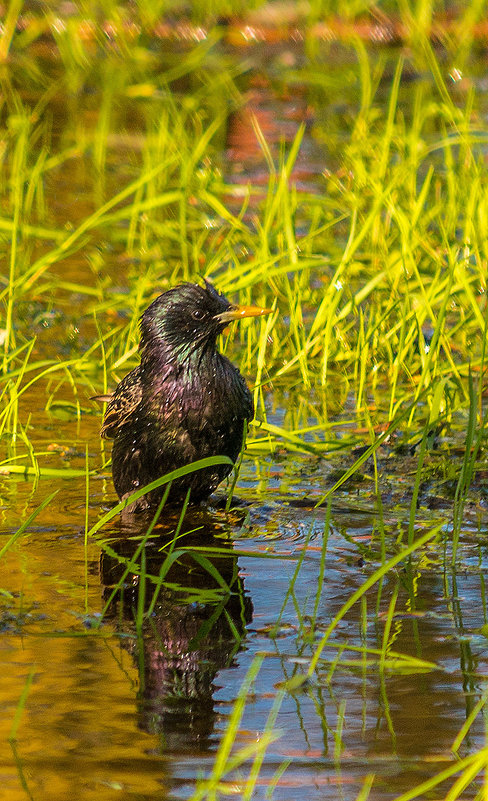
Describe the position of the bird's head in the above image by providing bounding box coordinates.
[139,281,272,364]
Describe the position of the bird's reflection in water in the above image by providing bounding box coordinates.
[100,506,253,752]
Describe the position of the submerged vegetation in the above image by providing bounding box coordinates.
[2,1,488,799]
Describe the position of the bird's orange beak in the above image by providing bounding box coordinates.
[216,304,274,324]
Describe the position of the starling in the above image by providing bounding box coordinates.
[95,282,272,511]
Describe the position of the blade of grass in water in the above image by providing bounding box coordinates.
[0,490,59,561]
[452,369,483,564]
[189,654,284,801]
[9,666,36,743]
[86,455,233,538]
[283,523,443,692]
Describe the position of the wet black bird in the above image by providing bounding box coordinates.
[95,282,272,511]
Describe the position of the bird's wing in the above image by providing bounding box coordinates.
[98,367,143,439]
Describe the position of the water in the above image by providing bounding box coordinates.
[2,21,488,801]
[2,425,488,799]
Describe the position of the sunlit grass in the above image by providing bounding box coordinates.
[2,4,488,799]
[3,37,488,454]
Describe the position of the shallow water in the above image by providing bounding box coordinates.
[2,403,488,800]
[2,25,488,801]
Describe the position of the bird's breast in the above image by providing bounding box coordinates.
[145,357,251,443]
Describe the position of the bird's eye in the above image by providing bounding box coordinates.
[191,309,205,321]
